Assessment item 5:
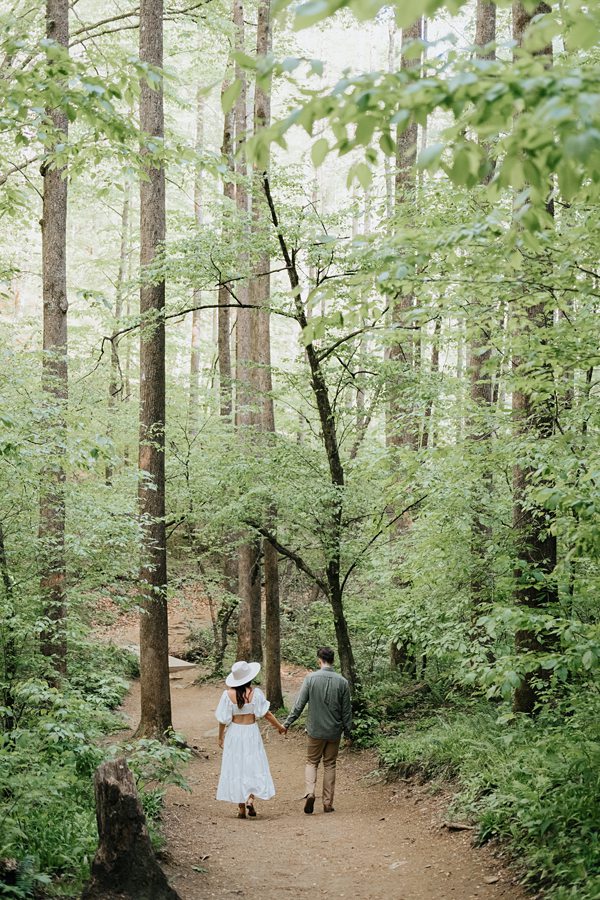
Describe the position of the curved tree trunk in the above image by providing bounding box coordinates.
[136,0,172,738]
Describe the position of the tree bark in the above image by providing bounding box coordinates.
[387,16,422,670]
[137,0,172,738]
[263,175,358,693]
[388,16,422,451]
[82,758,180,900]
[233,0,262,664]
[106,192,130,485]
[188,88,204,432]
[512,2,556,715]
[252,0,283,707]
[218,66,234,420]
[39,0,69,679]
[468,0,497,619]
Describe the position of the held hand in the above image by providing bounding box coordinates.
[278,724,287,736]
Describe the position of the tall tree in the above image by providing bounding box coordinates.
[262,176,359,692]
[233,0,262,664]
[388,15,422,451]
[106,191,130,485]
[468,0,497,619]
[251,0,283,708]
[39,0,69,678]
[388,15,423,672]
[137,0,172,737]
[218,65,234,420]
[188,89,204,432]
[511,2,556,715]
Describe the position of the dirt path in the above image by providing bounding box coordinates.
[117,664,528,900]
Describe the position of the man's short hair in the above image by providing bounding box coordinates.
[317,646,334,665]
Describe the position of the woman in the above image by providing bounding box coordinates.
[215,660,286,818]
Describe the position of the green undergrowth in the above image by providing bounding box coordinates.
[0,641,190,898]
[378,690,600,900]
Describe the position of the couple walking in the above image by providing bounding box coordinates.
[215,647,353,817]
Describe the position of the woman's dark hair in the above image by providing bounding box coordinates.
[235,680,253,709]
[317,646,334,665]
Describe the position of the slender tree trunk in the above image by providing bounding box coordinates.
[39,0,69,678]
[252,0,283,706]
[188,90,204,432]
[218,69,234,420]
[136,0,172,738]
[422,314,440,449]
[468,0,497,618]
[512,2,556,715]
[0,523,16,730]
[384,17,395,221]
[233,0,262,663]
[388,16,422,451]
[263,176,358,692]
[388,17,422,670]
[106,193,130,485]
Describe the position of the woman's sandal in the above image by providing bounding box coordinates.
[237,804,247,819]
[246,802,257,818]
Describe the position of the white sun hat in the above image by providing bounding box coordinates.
[225,660,261,688]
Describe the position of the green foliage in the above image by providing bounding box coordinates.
[0,640,188,895]
[379,693,600,899]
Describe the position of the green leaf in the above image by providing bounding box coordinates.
[417,141,444,170]
[311,137,329,167]
[221,80,242,115]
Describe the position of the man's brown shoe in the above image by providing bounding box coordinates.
[323,805,335,813]
[304,795,315,814]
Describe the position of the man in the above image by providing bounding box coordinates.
[284,646,353,814]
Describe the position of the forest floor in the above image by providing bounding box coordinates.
[100,592,531,900]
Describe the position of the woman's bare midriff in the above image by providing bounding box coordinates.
[232,714,256,724]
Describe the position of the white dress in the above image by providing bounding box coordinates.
[215,688,276,803]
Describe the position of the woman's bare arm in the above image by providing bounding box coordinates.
[264,711,286,734]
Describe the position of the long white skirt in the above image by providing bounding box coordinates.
[216,723,276,803]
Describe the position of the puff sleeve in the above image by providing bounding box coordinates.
[253,688,270,718]
[215,690,233,725]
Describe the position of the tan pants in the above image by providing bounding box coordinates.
[305,736,341,807]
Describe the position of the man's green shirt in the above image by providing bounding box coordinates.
[284,666,352,741]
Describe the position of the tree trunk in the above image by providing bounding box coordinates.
[188,88,204,432]
[0,523,16,731]
[82,759,180,900]
[512,2,556,715]
[233,0,262,663]
[39,0,69,679]
[106,192,130,485]
[218,66,234,420]
[468,0,497,619]
[263,175,358,693]
[421,314,440,449]
[137,0,172,738]
[251,0,283,707]
[387,17,422,670]
[384,17,395,221]
[388,16,422,451]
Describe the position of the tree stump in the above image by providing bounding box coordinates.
[81,758,181,900]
